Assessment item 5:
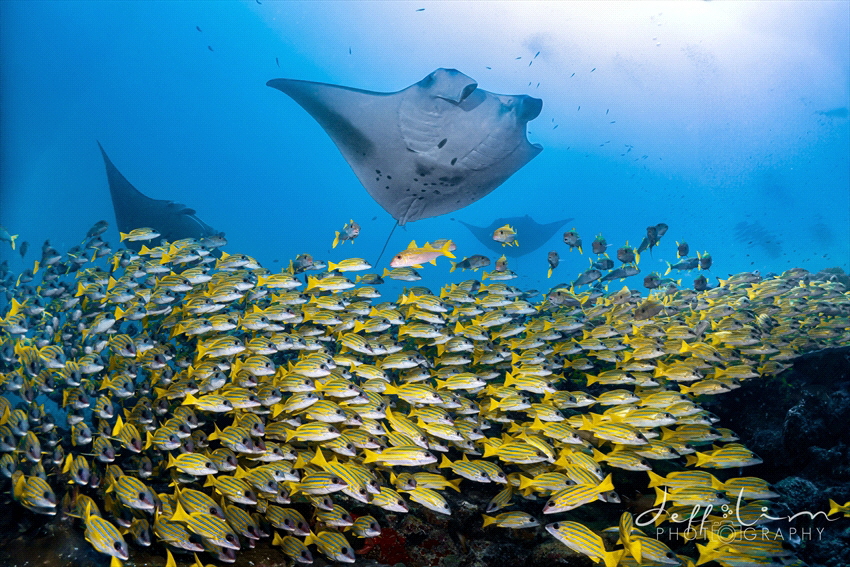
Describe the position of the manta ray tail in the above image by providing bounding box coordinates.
[374,221,399,267]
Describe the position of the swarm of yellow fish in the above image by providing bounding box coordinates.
[0,227,848,567]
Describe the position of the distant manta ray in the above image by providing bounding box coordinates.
[457,215,574,258]
[97,142,222,251]
[267,68,543,225]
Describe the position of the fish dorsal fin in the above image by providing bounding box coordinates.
[111,415,124,437]
[407,240,419,250]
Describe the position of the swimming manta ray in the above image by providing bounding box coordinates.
[267,68,543,225]
[98,142,222,251]
[457,215,574,258]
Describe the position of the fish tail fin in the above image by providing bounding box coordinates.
[602,549,626,567]
[647,470,666,488]
[547,267,552,278]
[441,241,455,259]
[481,514,496,527]
[333,232,340,248]
[449,261,457,273]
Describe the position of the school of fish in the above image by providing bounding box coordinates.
[0,218,848,567]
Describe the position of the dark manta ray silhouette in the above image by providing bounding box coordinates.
[458,215,574,258]
[97,142,222,251]
[267,68,543,226]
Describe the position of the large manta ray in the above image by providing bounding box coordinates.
[267,68,543,225]
[98,142,222,251]
[458,215,574,258]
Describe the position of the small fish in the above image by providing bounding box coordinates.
[591,234,607,255]
[109,474,155,510]
[450,255,490,272]
[390,240,455,268]
[84,503,129,564]
[636,223,668,257]
[332,220,360,248]
[698,251,712,270]
[0,226,19,250]
[482,511,539,528]
[328,258,371,272]
[167,452,218,476]
[547,251,559,278]
[170,502,240,550]
[87,220,109,238]
[616,243,636,264]
[664,257,699,276]
[573,269,601,287]
[563,229,582,253]
[492,224,519,247]
[545,521,622,567]
[305,530,355,563]
[676,240,689,258]
[494,254,508,272]
[349,515,381,537]
[119,227,160,242]
[19,241,29,259]
[272,532,314,563]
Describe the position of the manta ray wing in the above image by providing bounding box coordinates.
[267,69,543,225]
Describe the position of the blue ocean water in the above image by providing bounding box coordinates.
[1,1,848,293]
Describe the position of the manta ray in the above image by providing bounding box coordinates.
[98,142,222,251]
[458,215,574,258]
[267,68,543,225]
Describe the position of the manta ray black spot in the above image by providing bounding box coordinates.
[266,68,542,225]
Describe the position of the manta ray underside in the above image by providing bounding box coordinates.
[458,215,574,258]
[267,68,543,225]
[98,142,222,251]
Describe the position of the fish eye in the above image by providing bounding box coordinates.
[397,499,404,505]
[225,534,235,542]
[301,552,309,558]
[341,546,349,554]
[284,519,294,528]
[44,490,51,498]
[114,542,123,551]
[210,507,217,514]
